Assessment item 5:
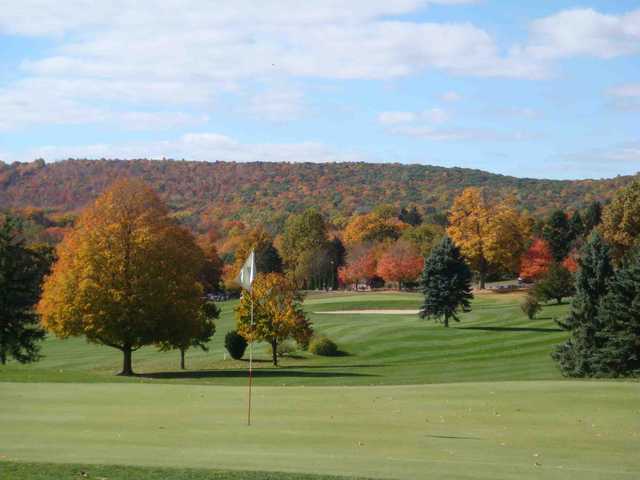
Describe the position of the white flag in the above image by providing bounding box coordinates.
[235,250,256,292]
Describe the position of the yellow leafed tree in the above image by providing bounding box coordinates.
[38,179,207,375]
[235,273,312,366]
[447,188,531,288]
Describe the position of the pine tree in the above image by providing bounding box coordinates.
[552,231,614,376]
[593,249,640,376]
[256,242,283,274]
[0,215,47,365]
[583,201,602,233]
[569,211,585,240]
[419,236,473,327]
[542,210,572,262]
[399,206,422,226]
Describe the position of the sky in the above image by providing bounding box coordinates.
[0,1,638,180]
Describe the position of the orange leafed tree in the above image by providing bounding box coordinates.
[562,252,578,273]
[519,238,553,281]
[376,241,423,289]
[343,211,407,245]
[38,179,208,376]
[338,247,378,287]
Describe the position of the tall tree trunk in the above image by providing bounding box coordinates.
[479,257,488,290]
[119,345,134,376]
[180,348,186,370]
[271,339,278,367]
[0,348,6,365]
[444,315,449,328]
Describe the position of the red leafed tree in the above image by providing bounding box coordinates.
[520,238,553,281]
[562,252,578,273]
[338,247,377,288]
[376,241,423,289]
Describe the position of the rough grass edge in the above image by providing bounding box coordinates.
[0,461,382,480]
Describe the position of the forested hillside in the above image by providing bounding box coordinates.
[0,159,637,233]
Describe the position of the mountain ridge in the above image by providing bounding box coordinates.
[1,158,637,231]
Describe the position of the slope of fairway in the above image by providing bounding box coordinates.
[0,292,572,386]
[1,381,638,480]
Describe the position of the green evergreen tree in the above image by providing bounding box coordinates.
[533,262,575,305]
[593,249,640,376]
[399,206,422,226]
[583,201,602,233]
[419,236,473,327]
[256,242,283,274]
[328,236,346,289]
[552,231,614,376]
[542,209,572,262]
[0,215,47,365]
[569,211,585,240]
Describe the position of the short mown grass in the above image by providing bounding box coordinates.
[1,381,638,479]
[0,291,571,386]
[0,462,374,480]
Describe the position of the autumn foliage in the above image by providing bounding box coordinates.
[338,246,378,287]
[235,273,312,366]
[520,239,554,281]
[448,188,531,288]
[376,241,423,287]
[38,179,209,375]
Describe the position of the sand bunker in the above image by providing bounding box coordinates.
[314,309,419,315]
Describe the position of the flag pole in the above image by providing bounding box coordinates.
[247,295,254,426]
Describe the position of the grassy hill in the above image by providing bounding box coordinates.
[1,292,569,385]
[2,292,638,479]
[1,159,637,231]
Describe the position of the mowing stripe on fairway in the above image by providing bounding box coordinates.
[1,381,638,480]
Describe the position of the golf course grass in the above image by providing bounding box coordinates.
[1,291,638,479]
[1,291,570,385]
[1,381,638,479]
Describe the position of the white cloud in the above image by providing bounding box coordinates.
[1,3,639,133]
[378,108,448,126]
[555,142,640,178]
[606,83,640,111]
[378,106,537,142]
[0,79,208,131]
[440,91,462,102]
[389,125,537,142]
[608,84,640,98]
[247,89,306,122]
[16,132,368,164]
[523,8,640,61]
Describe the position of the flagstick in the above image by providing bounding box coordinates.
[247,295,254,426]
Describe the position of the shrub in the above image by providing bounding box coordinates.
[533,262,575,304]
[309,336,339,356]
[520,293,541,319]
[224,330,247,360]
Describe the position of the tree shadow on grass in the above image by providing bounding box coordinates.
[426,435,481,440]
[137,369,378,380]
[456,326,563,333]
[277,363,382,370]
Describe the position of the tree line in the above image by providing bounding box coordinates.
[2,176,639,377]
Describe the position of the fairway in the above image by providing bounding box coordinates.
[2,292,638,479]
[1,381,639,479]
[1,292,570,385]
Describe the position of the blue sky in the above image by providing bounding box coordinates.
[0,1,638,179]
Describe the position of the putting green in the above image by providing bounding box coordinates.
[1,381,639,479]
